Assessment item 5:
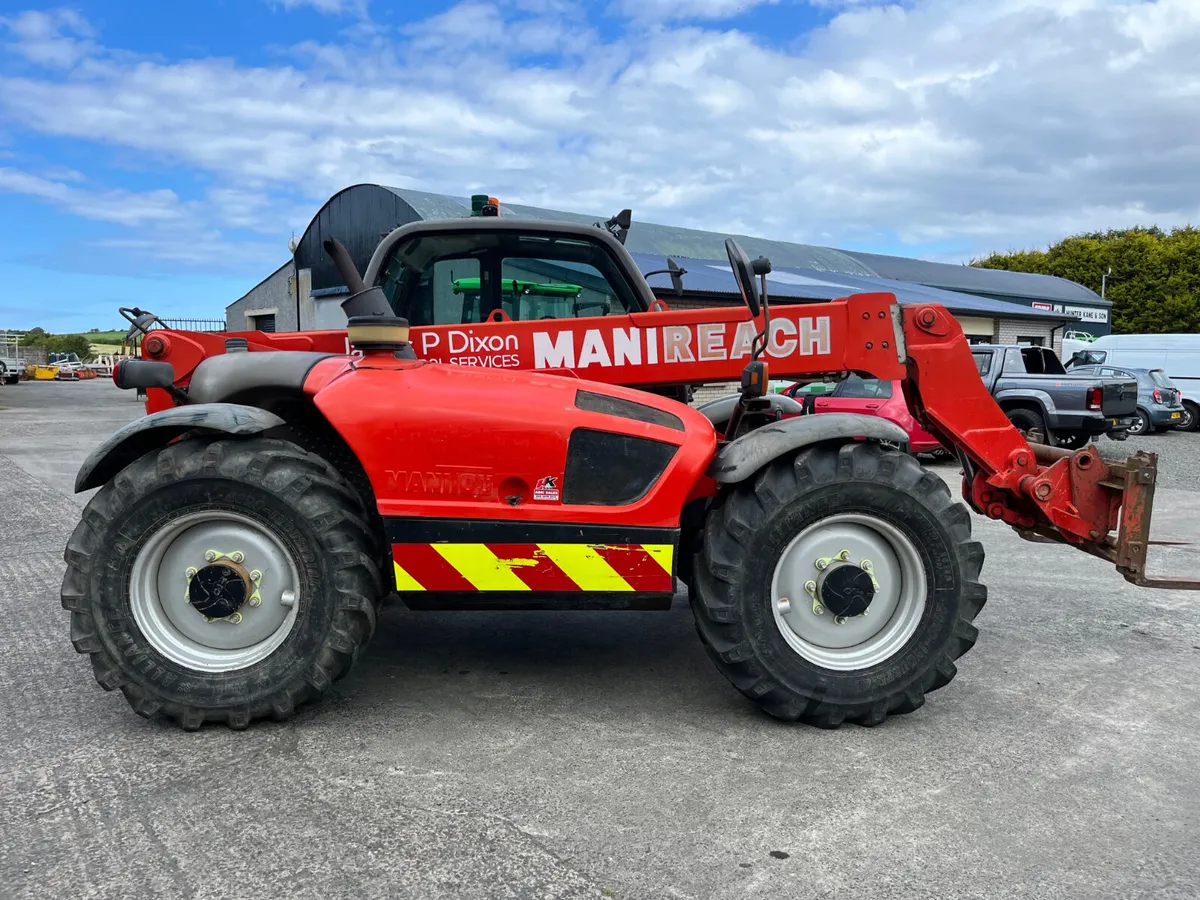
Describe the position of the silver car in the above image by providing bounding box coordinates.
[1068,365,1186,434]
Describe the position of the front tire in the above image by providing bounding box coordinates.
[61,438,383,730]
[690,442,986,728]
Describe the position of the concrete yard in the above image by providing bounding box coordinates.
[2,379,1198,900]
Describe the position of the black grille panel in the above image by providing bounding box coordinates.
[564,429,677,505]
[575,390,685,431]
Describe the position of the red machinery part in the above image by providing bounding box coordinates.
[138,294,1196,589]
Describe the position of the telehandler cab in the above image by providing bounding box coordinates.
[64,214,1197,731]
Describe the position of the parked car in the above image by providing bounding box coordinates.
[0,357,22,385]
[807,375,947,455]
[780,380,837,413]
[971,344,1137,448]
[1065,365,1186,435]
[1063,333,1200,432]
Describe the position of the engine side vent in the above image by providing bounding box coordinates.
[563,429,678,506]
[575,390,685,432]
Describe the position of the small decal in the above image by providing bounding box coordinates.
[533,476,560,502]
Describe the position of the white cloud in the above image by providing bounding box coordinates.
[269,0,369,15]
[0,8,95,67]
[0,167,185,226]
[610,0,779,22]
[1,0,1199,274]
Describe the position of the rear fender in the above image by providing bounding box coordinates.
[75,403,285,492]
[708,413,909,484]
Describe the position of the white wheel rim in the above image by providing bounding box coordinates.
[129,510,301,672]
[770,513,927,671]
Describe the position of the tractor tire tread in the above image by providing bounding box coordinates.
[690,441,985,728]
[61,436,382,731]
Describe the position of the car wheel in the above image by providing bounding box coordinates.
[1127,409,1150,436]
[1179,402,1198,433]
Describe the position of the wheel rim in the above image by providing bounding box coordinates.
[771,513,927,671]
[130,510,301,672]
[1181,407,1195,430]
[1129,413,1146,435]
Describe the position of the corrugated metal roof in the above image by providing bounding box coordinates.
[380,187,876,276]
[627,253,1071,322]
[841,250,1107,305]
[376,186,1092,313]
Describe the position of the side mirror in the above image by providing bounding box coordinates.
[724,238,761,318]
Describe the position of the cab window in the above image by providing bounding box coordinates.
[833,375,893,399]
[499,257,620,320]
[377,230,641,326]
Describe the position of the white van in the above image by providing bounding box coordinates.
[1063,333,1200,431]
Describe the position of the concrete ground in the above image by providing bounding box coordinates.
[2,379,1198,900]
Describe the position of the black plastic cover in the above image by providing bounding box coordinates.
[563,429,677,505]
[575,390,685,431]
[114,359,175,391]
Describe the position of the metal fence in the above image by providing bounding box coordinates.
[159,318,226,332]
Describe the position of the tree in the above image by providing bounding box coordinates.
[973,226,1200,334]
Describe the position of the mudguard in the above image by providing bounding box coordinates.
[707,412,909,484]
[75,403,285,492]
[695,392,804,426]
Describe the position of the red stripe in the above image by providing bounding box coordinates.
[392,544,476,591]
[486,544,580,592]
[592,545,674,592]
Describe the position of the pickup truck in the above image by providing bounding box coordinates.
[972,344,1138,448]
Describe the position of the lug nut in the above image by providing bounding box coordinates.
[230,551,245,563]
[250,570,262,582]
[204,550,218,562]
[815,559,828,570]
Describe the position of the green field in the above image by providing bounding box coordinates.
[81,331,127,344]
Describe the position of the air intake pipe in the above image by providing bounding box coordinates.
[323,237,392,319]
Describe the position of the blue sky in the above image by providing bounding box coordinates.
[1,0,1197,331]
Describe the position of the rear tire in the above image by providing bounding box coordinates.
[61,437,383,730]
[1178,402,1198,433]
[690,442,986,728]
[1005,407,1046,442]
[1055,433,1090,450]
[1127,408,1150,436]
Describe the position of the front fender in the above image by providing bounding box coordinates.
[707,413,909,484]
[76,403,285,493]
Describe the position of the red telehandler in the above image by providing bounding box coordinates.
[64,214,1198,731]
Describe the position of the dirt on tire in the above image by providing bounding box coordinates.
[61,437,383,730]
[689,441,986,728]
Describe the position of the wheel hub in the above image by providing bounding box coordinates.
[818,564,876,618]
[187,561,252,619]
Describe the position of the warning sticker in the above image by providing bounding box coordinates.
[533,476,560,502]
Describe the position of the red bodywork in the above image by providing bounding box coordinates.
[811,378,944,454]
[137,293,1190,589]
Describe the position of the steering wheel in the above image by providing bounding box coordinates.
[724,239,761,318]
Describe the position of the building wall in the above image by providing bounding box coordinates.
[997,318,1056,349]
[225,262,296,332]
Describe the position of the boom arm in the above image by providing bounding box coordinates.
[135,291,1195,589]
